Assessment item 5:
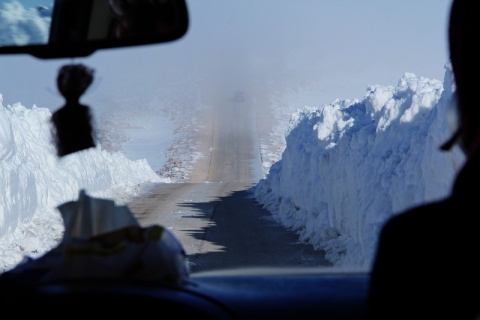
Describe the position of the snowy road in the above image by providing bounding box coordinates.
[127,91,330,273]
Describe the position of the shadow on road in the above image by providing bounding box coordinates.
[176,186,332,273]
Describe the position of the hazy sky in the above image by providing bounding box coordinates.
[0,0,452,114]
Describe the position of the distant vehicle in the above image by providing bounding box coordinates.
[232,91,245,102]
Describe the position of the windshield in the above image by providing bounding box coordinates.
[0,0,459,274]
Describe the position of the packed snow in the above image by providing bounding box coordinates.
[254,64,465,268]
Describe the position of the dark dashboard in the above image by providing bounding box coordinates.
[7,268,368,319]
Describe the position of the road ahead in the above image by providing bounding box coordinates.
[127,91,330,273]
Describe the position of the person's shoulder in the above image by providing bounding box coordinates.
[381,198,451,236]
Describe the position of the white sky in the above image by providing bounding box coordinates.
[0,0,459,272]
[1,0,451,109]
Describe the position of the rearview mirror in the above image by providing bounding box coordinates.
[0,0,189,59]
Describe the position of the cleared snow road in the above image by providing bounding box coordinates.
[128,91,330,273]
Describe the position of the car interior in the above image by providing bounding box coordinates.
[0,0,450,318]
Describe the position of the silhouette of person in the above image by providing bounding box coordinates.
[51,63,96,157]
[367,0,480,319]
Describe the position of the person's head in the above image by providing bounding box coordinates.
[57,63,94,102]
[448,0,480,155]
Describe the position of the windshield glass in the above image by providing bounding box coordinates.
[0,0,458,274]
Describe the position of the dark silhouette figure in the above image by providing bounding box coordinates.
[367,0,480,319]
[51,63,96,157]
